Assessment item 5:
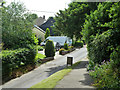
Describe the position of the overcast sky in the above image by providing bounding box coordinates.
[6,0,72,19]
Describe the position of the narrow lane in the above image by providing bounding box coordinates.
[2,46,87,88]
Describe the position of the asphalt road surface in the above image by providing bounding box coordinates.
[1,46,87,88]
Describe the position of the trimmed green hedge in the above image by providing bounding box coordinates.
[45,40,55,57]
[2,47,37,80]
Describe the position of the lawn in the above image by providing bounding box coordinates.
[35,53,45,60]
[28,60,81,89]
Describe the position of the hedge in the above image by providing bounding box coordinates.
[2,47,37,80]
[87,29,120,65]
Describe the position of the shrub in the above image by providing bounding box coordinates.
[26,44,38,64]
[89,60,120,89]
[59,48,65,55]
[64,43,68,50]
[89,46,120,89]
[110,46,120,74]
[74,40,83,47]
[45,40,55,57]
[2,47,37,80]
[87,60,95,71]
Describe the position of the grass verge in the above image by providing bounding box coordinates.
[28,60,81,89]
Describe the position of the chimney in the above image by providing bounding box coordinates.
[43,15,45,19]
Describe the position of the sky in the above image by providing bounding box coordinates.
[5,0,72,19]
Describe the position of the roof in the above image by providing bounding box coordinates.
[34,16,46,26]
[34,25,45,33]
[39,17,55,35]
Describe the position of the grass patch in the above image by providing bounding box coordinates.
[28,60,81,89]
[35,53,45,60]
[35,53,46,66]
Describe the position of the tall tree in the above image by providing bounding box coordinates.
[26,13,38,23]
[2,2,38,49]
[53,2,98,40]
[82,2,114,44]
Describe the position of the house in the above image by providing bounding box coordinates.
[34,15,46,26]
[32,16,56,42]
[32,16,46,41]
[39,17,55,36]
[32,25,45,41]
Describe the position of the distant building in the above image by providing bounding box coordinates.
[34,15,46,26]
[32,15,46,41]
[39,17,55,36]
[32,25,45,41]
[32,16,55,41]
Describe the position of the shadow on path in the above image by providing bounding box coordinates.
[45,64,67,77]
[45,61,89,77]
[74,60,94,86]
[73,61,89,69]
[79,73,94,86]
[73,60,94,86]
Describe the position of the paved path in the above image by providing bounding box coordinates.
[1,46,87,88]
[55,57,96,89]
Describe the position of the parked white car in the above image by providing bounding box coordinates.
[41,36,72,48]
[41,38,60,50]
